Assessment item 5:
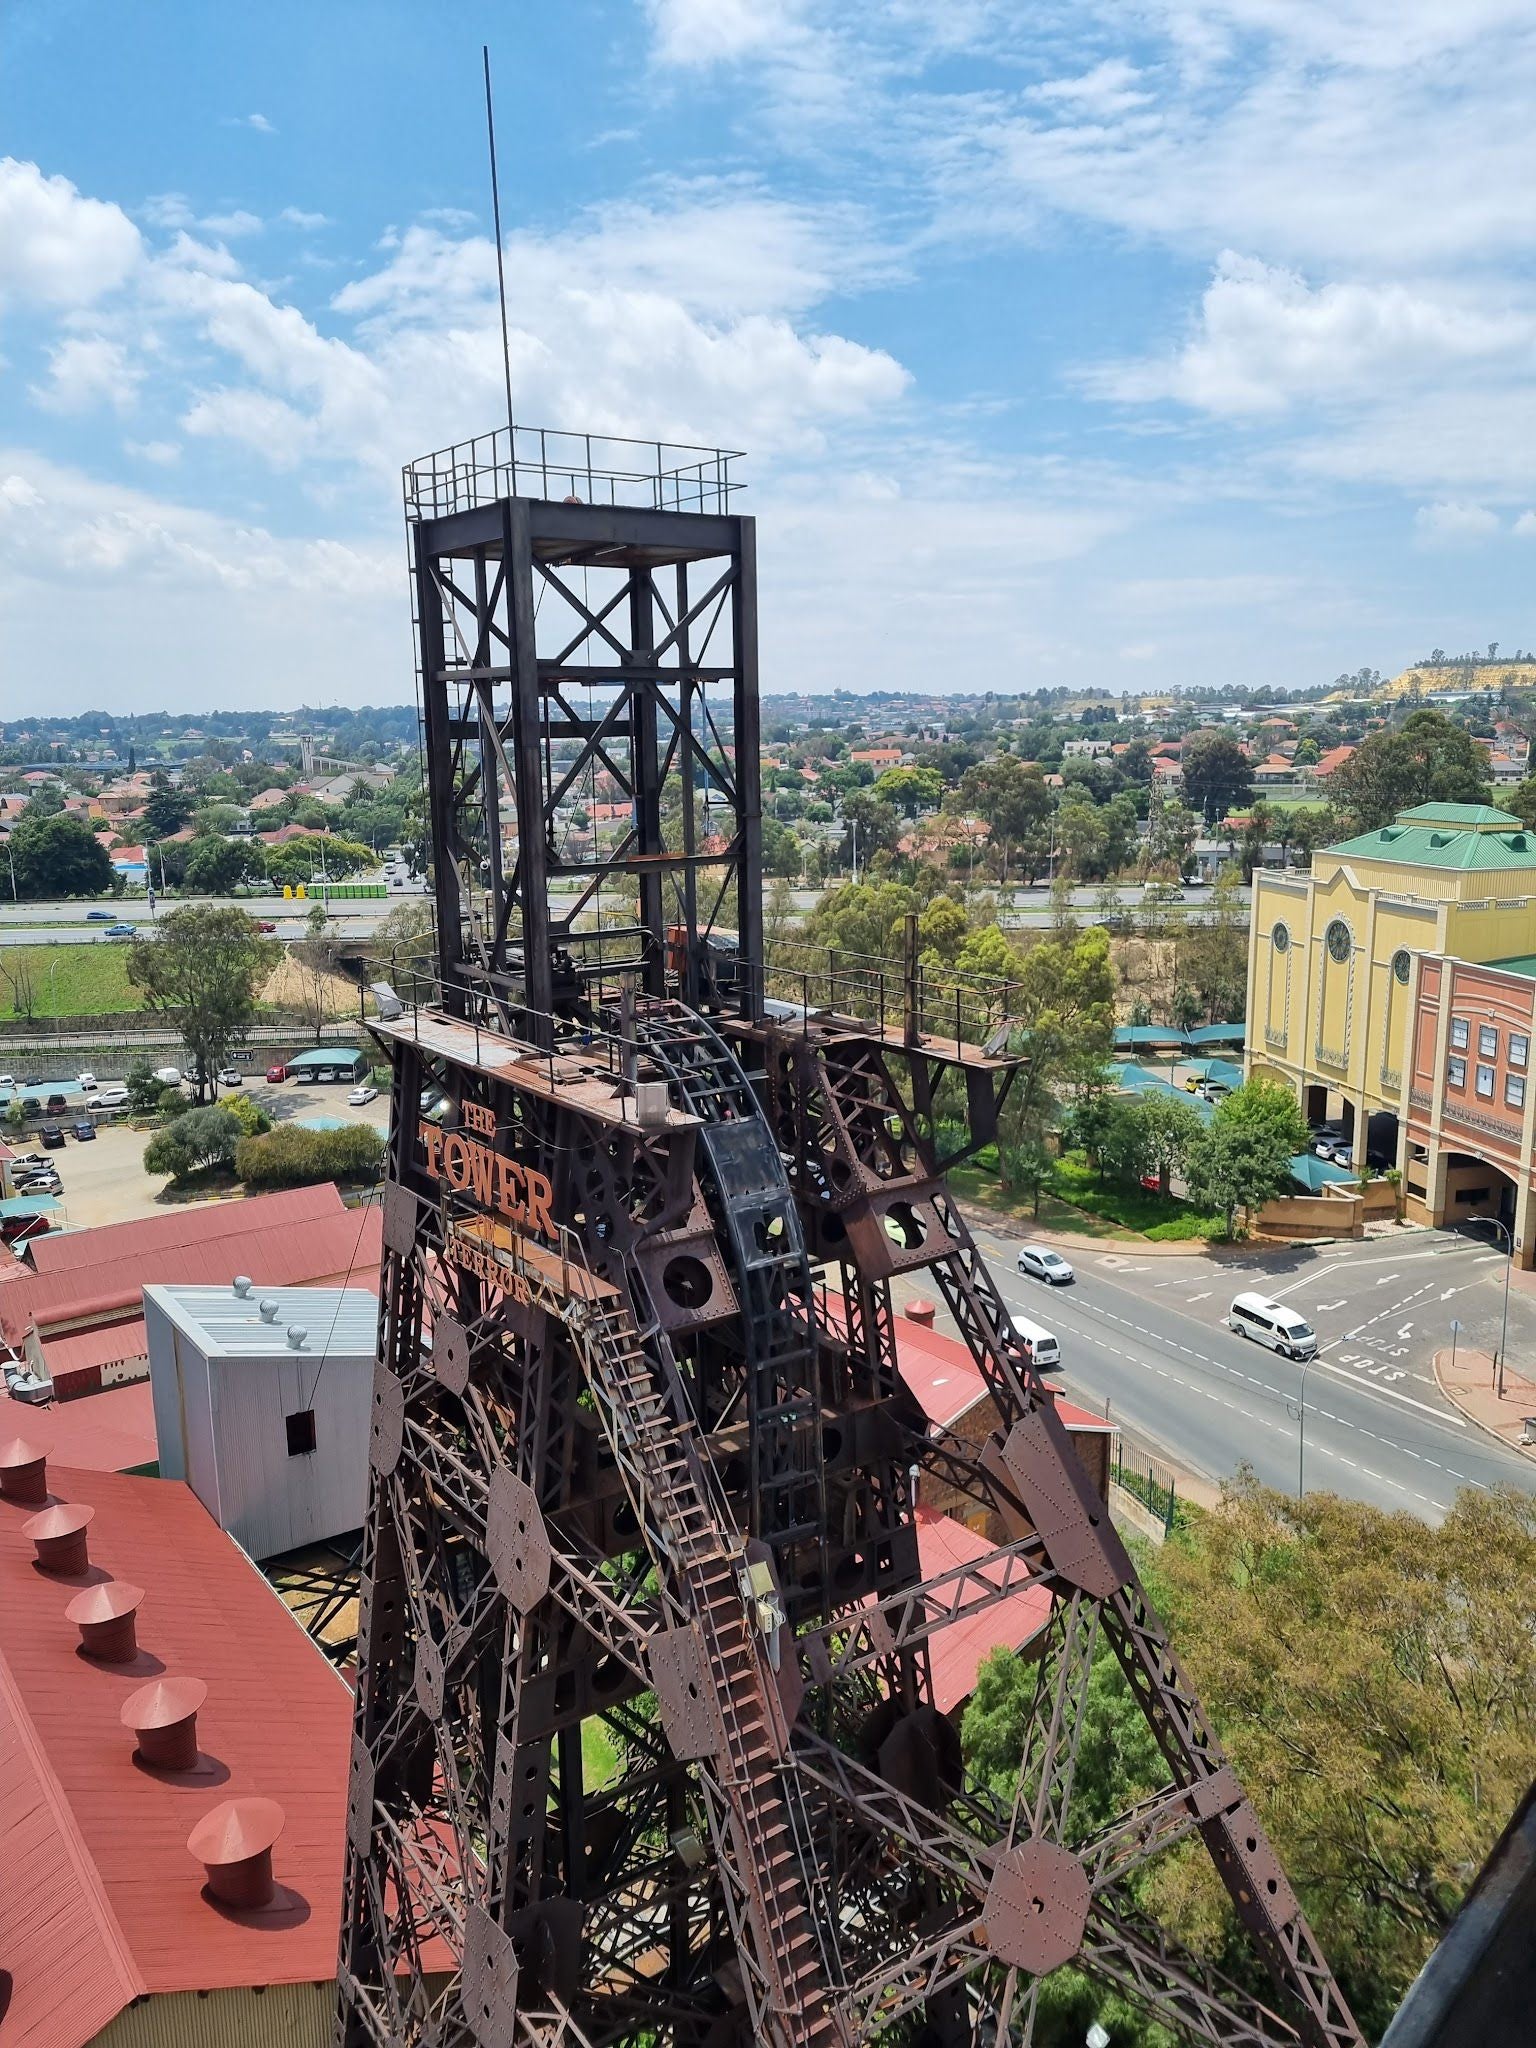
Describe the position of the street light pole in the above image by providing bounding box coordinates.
[1488,1216,1514,1399]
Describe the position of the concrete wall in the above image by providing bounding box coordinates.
[1253,1191,1363,1240]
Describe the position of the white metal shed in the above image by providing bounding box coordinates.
[144,1278,376,1561]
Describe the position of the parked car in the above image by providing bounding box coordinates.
[103,922,135,938]
[71,1120,96,1142]
[348,1084,379,1107]
[76,1072,98,1091]
[218,1068,243,1087]
[1016,1245,1075,1285]
[45,1094,67,1114]
[153,1067,183,1087]
[1310,1123,1345,1159]
[18,1097,40,1119]
[84,909,116,921]
[21,1168,61,1195]
[39,1123,65,1149]
[93,1085,129,1108]
[266,1063,288,1083]
[0,1074,13,1088]
[0,1213,51,1245]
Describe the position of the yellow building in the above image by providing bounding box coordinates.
[1248,802,1536,1167]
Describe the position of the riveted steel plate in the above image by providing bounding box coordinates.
[368,1365,405,1475]
[345,1736,375,1856]
[431,1312,471,1393]
[1000,1407,1131,1598]
[650,1624,720,1761]
[414,1635,444,1720]
[982,1838,1091,1975]
[486,1466,552,1613]
[382,1180,419,1257]
[462,1901,520,2047]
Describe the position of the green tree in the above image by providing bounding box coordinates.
[1183,1076,1307,1232]
[1335,708,1491,831]
[23,781,65,818]
[124,1057,162,1115]
[1157,1478,1536,2038]
[1179,730,1255,825]
[1130,1089,1206,1195]
[1055,793,1106,881]
[6,813,115,899]
[143,1105,241,1181]
[183,835,264,894]
[957,756,1053,881]
[872,764,943,817]
[141,786,190,839]
[126,906,279,1099]
[974,925,1117,1138]
[838,791,900,868]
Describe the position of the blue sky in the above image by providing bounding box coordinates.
[2,0,1534,712]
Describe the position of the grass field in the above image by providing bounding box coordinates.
[0,943,143,1020]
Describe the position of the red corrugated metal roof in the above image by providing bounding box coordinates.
[21,1380,157,1473]
[26,1182,345,1275]
[39,1316,148,1380]
[0,1465,356,2040]
[4,1205,382,1347]
[889,1315,1110,1435]
[914,1507,1054,1715]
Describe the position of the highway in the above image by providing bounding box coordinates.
[967,1223,1536,1522]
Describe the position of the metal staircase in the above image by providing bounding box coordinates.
[568,1281,847,2047]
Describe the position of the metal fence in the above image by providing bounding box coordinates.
[1111,1429,1181,1534]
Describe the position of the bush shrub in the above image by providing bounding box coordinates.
[236,1122,385,1189]
[143,1106,241,1182]
[218,1091,272,1138]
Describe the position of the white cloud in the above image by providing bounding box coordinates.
[1088,254,1535,416]
[143,193,195,231]
[1512,511,1536,538]
[280,207,331,230]
[1413,501,1500,546]
[29,336,143,414]
[232,113,275,134]
[0,450,399,708]
[198,209,263,238]
[1028,59,1151,117]
[646,0,801,68]
[0,157,141,307]
[124,439,181,465]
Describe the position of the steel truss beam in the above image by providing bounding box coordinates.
[339,452,1362,2048]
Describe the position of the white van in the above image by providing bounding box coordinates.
[1228,1292,1318,1361]
[1013,1312,1062,1371]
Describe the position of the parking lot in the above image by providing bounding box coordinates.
[3,1064,391,1234]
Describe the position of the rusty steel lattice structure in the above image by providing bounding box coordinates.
[337,424,1365,2048]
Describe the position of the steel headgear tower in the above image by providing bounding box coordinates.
[337,425,1363,2048]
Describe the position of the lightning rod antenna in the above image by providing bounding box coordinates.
[483,45,515,450]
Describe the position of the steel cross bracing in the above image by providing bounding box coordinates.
[339,461,1362,2048]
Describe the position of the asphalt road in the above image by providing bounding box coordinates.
[0,916,383,947]
[967,1223,1536,1522]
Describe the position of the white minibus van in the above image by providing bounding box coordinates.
[1013,1313,1062,1371]
[1228,1292,1318,1361]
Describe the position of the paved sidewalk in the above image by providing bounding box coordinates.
[1433,1345,1536,1463]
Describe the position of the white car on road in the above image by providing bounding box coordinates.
[1017,1245,1075,1285]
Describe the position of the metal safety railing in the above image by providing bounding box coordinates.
[403,422,744,522]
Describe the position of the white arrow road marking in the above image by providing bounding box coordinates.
[1316,1298,1348,1312]
[1187,1291,1211,1302]
[1440,1288,1458,1301]
[1397,1325,1414,1339]
[1375,1274,1401,1286]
